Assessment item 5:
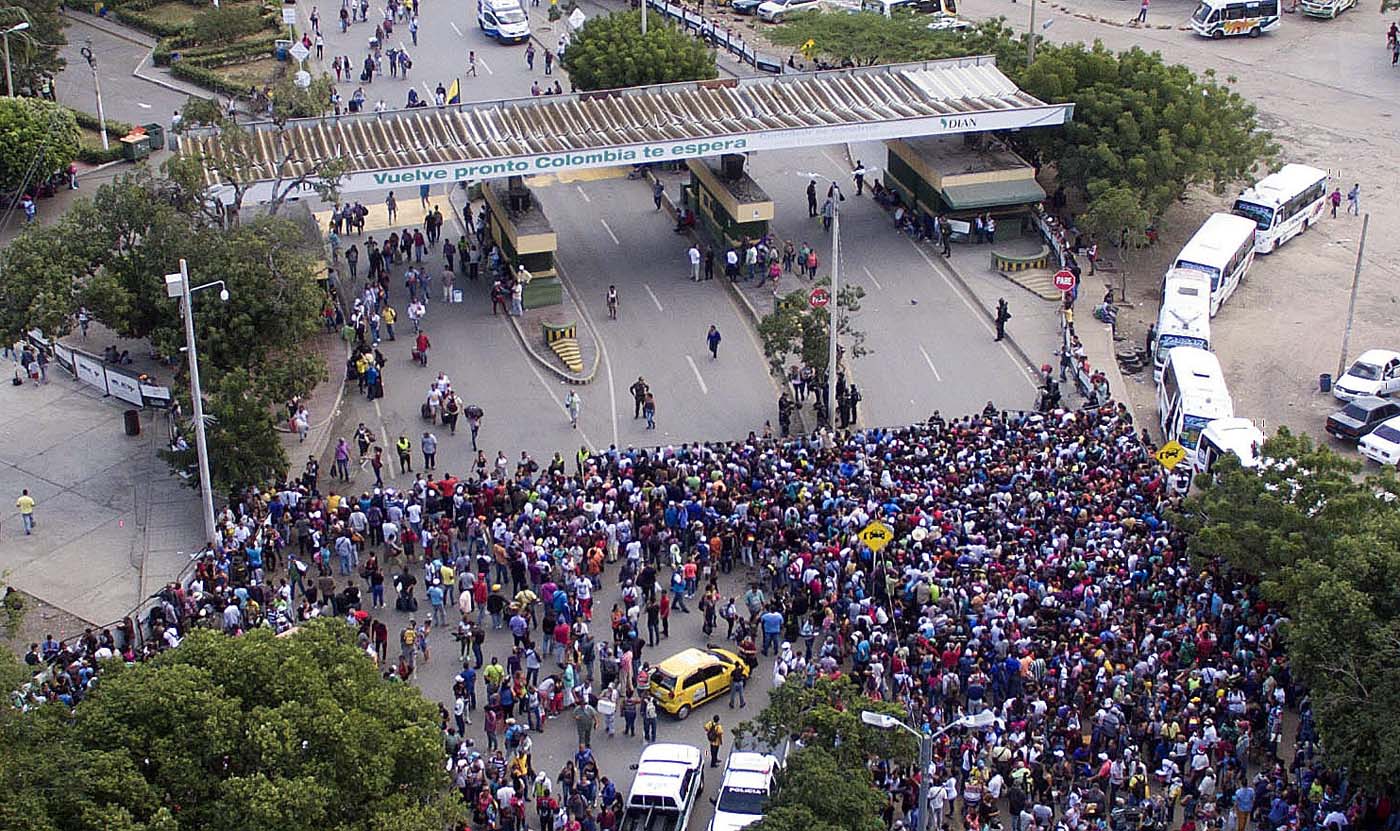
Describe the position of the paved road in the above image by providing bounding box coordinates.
[55,14,199,127]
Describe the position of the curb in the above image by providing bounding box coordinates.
[68,11,244,104]
[65,10,157,47]
[445,184,598,385]
[931,245,1042,375]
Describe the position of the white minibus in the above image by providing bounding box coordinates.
[1153,269,1213,384]
[1171,213,1256,316]
[1232,163,1328,253]
[1190,0,1281,38]
[1158,347,1234,469]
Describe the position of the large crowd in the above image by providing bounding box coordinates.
[13,403,1389,831]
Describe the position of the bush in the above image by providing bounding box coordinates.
[112,7,188,37]
[171,61,249,97]
[77,144,126,164]
[190,4,265,43]
[67,106,133,137]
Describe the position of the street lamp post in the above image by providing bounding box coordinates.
[79,39,109,150]
[165,260,229,547]
[826,181,845,429]
[2,21,30,98]
[861,709,997,831]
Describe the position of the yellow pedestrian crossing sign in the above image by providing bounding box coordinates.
[857,521,893,552]
[1154,440,1187,471]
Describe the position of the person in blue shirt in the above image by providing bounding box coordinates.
[759,608,784,656]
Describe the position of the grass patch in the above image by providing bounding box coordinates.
[209,56,283,90]
[139,1,202,28]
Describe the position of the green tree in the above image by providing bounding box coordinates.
[1077,184,1148,299]
[758,278,867,377]
[737,675,916,768]
[560,12,716,91]
[0,96,78,196]
[769,13,1021,67]
[0,620,466,831]
[189,4,264,44]
[0,0,67,95]
[161,367,290,495]
[748,748,886,831]
[1178,428,1400,788]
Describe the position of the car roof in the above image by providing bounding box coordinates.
[655,648,720,675]
[1354,349,1400,366]
[1363,415,1400,442]
[1345,396,1395,412]
[724,752,779,777]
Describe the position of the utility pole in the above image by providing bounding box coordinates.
[641,0,648,35]
[916,730,933,831]
[80,40,109,150]
[1,21,29,98]
[1337,212,1369,381]
[166,260,221,545]
[827,182,844,430]
[1027,0,1038,66]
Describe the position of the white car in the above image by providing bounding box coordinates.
[708,752,780,831]
[925,14,972,30]
[758,0,823,22]
[1333,349,1400,401]
[1359,415,1400,467]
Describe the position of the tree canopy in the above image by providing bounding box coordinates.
[0,96,79,196]
[560,11,717,91]
[0,620,465,831]
[769,13,1021,67]
[746,747,886,831]
[737,675,916,768]
[758,279,867,377]
[1177,428,1400,788]
[0,0,67,95]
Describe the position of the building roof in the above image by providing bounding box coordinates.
[181,57,1073,201]
[940,178,1047,210]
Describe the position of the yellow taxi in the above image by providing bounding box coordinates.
[649,646,750,719]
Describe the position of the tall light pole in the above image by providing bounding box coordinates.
[2,21,29,97]
[826,181,845,428]
[165,260,229,547]
[79,40,109,150]
[1026,0,1037,65]
[641,0,648,35]
[862,710,997,831]
[1336,212,1369,380]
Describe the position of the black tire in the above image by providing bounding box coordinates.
[1248,26,1261,37]
[1212,29,1224,39]
[676,704,692,720]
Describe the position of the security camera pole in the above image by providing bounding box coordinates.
[165,259,228,545]
[862,709,996,831]
[79,39,109,150]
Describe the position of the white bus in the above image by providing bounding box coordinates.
[1171,213,1256,316]
[1153,269,1213,384]
[1232,164,1328,254]
[1158,346,1234,468]
[1190,0,1282,38]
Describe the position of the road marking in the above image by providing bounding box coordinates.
[552,257,619,448]
[520,349,598,450]
[477,56,494,75]
[862,265,883,291]
[906,238,1040,389]
[137,102,152,109]
[643,283,664,312]
[576,184,591,203]
[917,344,943,382]
[423,82,435,101]
[599,218,620,245]
[822,148,848,171]
[685,355,710,395]
[451,21,463,36]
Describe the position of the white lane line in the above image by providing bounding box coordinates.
[905,238,1039,389]
[862,265,883,291]
[521,343,599,450]
[478,56,494,75]
[553,257,619,448]
[137,102,152,109]
[422,82,435,101]
[451,21,463,36]
[685,355,710,395]
[643,283,664,312]
[599,218,620,245]
[821,148,848,171]
[917,344,943,382]
[576,184,591,203]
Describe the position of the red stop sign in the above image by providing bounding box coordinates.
[809,287,831,308]
[1053,269,1077,292]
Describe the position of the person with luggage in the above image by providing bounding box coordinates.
[413,330,430,366]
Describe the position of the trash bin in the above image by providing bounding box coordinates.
[123,409,141,437]
[1319,373,1332,393]
[275,39,292,61]
[142,122,164,150]
[120,134,151,161]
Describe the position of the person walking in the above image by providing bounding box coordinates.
[15,488,35,535]
[642,392,656,430]
[707,325,722,360]
[705,714,724,767]
[995,298,1011,342]
[564,390,581,429]
[806,179,818,217]
[688,244,702,282]
[421,430,438,471]
[642,696,658,742]
[652,179,665,210]
[395,434,413,474]
[1329,188,1342,218]
[1347,183,1360,215]
[573,700,599,747]
[852,160,867,196]
[1136,0,1148,22]
[607,285,618,319]
[386,191,398,222]
[728,667,746,708]
[465,404,484,450]
[629,377,649,419]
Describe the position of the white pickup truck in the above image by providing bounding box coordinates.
[621,744,706,831]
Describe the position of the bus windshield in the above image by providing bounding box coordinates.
[1181,414,1213,449]
[1159,334,1208,352]
[1232,200,1274,230]
[497,8,526,22]
[1174,260,1221,289]
[1192,2,1214,21]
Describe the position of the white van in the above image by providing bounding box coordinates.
[1171,213,1256,317]
[1153,269,1212,384]
[479,0,530,43]
[1195,417,1264,479]
[1189,0,1281,38]
[1157,346,1234,470]
[708,752,780,831]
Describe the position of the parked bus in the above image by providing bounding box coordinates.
[1170,213,1256,316]
[1158,347,1234,468]
[1190,0,1281,38]
[1153,269,1213,384]
[1232,163,1328,254]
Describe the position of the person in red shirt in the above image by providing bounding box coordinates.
[413,330,430,366]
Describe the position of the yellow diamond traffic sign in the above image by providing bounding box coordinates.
[857,520,893,552]
[1154,440,1187,471]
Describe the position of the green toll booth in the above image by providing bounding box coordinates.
[686,154,774,249]
[883,134,1046,229]
[482,178,563,309]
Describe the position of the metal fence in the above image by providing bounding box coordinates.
[645,0,785,73]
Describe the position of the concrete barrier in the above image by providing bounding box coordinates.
[992,244,1052,272]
